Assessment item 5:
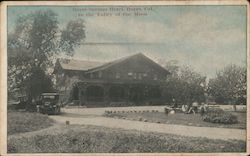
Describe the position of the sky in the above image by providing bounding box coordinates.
[8,5,247,78]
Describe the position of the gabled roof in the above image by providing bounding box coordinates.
[57,58,104,71]
[86,53,170,75]
[56,53,170,75]
[85,53,137,73]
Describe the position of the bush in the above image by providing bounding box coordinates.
[202,109,238,124]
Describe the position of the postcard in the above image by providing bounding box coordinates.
[0,1,249,155]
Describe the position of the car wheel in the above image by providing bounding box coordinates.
[55,108,59,115]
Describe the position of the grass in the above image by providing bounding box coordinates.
[8,111,55,135]
[8,124,246,153]
[104,111,246,129]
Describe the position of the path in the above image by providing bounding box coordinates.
[63,105,166,115]
[49,107,246,141]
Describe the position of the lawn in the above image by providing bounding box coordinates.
[8,124,246,153]
[104,111,246,129]
[8,111,55,135]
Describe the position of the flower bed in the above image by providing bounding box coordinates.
[202,109,238,124]
[103,110,245,129]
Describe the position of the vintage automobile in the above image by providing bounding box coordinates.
[36,93,61,115]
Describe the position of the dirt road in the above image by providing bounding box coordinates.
[49,107,246,141]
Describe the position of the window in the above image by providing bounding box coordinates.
[81,90,84,95]
[138,73,142,80]
[133,73,137,79]
[98,71,102,78]
[143,73,147,77]
[128,72,133,76]
[90,73,93,79]
[115,72,121,79]
[82,73,85,78]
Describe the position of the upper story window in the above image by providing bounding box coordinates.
[98,71,102,78]
[81,73,86,78]
[143,73,147,77]
[90,73,93,79]
[133,73,137,79]
[138,73,142,80]
[115,72,121,79]
[128,72,133,76]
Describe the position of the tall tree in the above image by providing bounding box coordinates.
[8,9,85,100]
[162,60,206,105]
[208,64,246,104]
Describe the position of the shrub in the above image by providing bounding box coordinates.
[202,109,238,124]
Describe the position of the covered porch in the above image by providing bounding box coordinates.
[71,80,166,107]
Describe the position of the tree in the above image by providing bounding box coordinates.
[208,64,246,104]
[162,60,206,105]
[8,9,85,101]
[26,67,55,98]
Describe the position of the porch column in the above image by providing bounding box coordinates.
[103,84,110,106]
[124,84,130,105]
[78,83,87,106]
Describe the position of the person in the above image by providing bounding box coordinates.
[188,102,198,114]
[200,102,207,116]
[181,104,188,113]
[233,103,237,112]
[187,106,194,114]
[170,98,177,108]
[192,101,198,113]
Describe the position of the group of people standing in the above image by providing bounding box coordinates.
[170,99,208,114]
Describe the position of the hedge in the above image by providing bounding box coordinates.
[202,109,238,124]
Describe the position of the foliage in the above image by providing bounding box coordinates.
[8,9,85,100]
[60,19,85,55]
[202,109,238,124]
[8,125,246,153]
[104,111,245,129]
[7,111,54,135]
[208,64,246,104]
[162,60,206,104]
[27,67,54,98]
